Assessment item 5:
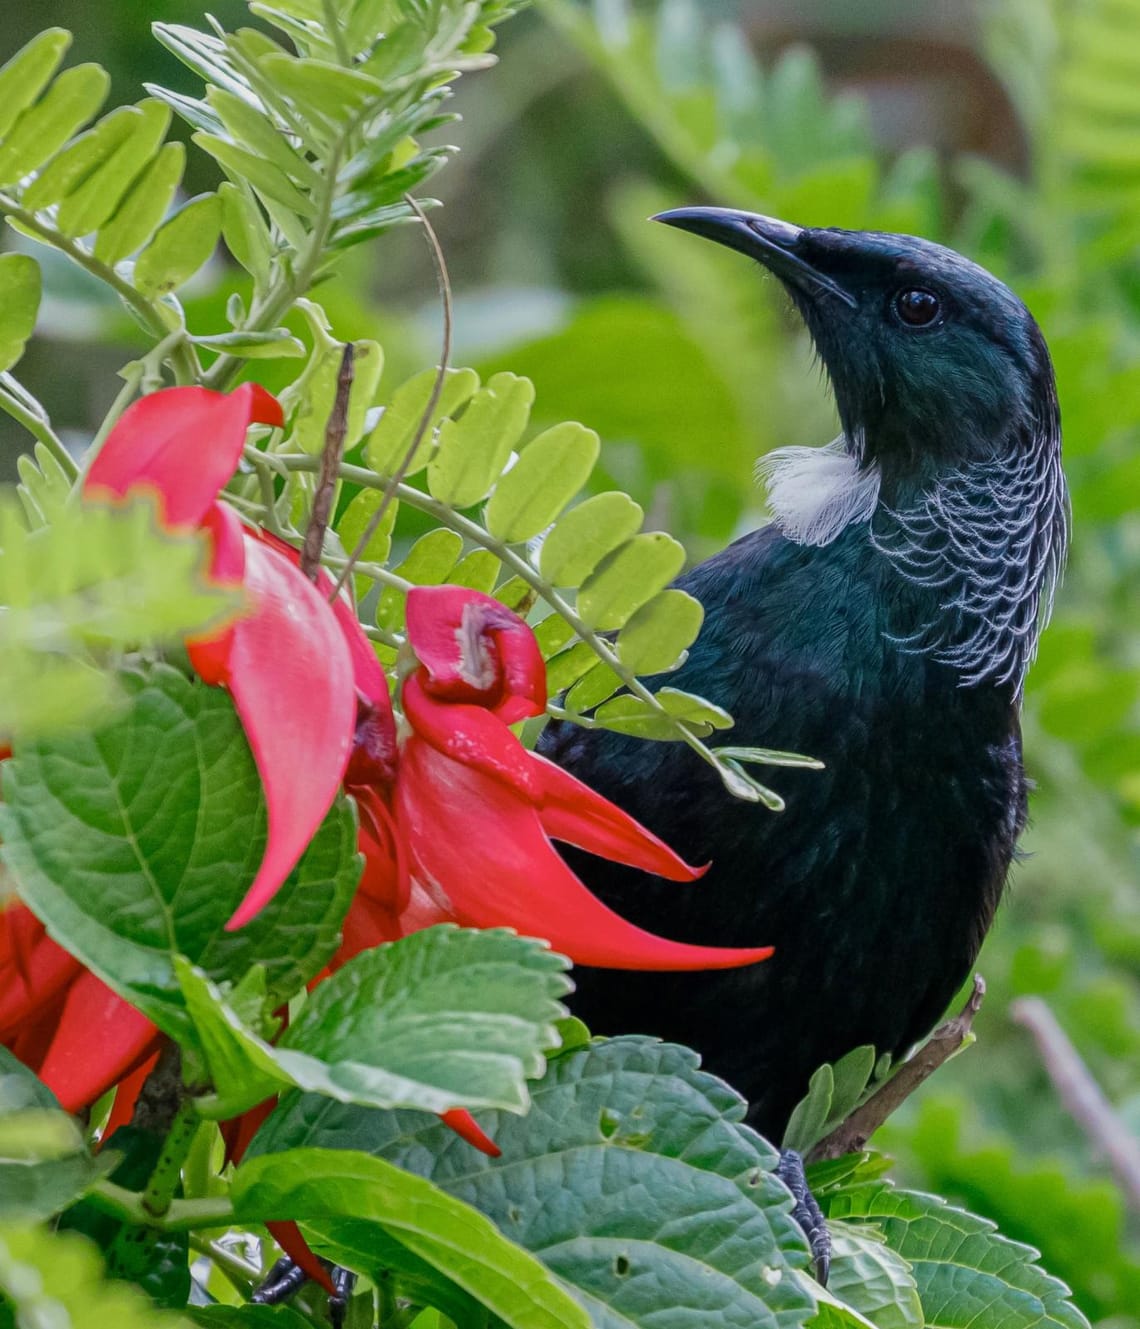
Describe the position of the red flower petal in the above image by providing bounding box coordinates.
[84,384,283,530]
[185,501,247,685]
[209,536,357,930]
[405,586,545,720]
[265,1221,336,1297]
[530,752,706,883]
[396,739,773,971]
[0,911,81,1038]
[37,972,159,1114]
[440,1108,501,1157]
[101,1052,159,1143]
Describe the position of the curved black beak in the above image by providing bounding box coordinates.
[653,207,856,309]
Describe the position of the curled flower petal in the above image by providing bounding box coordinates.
[101,1053,159,1143]
[185,502,247,685]
[266,1222,336,1297]
[210,536,357,930]
[401,673,542,799]
[406,586,545,720]
[440,1108,501,1157]
[84,384,283,529]
[36,972,159,1114]
[530,752,706,883]
[397,739,772,971]
[0,910,81,1037]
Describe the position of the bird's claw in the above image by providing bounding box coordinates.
[251,1256,357,1328]
[776,1148,831,1285]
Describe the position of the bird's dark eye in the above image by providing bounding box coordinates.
[894,288,940,327]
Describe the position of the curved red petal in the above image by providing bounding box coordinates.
[530,752,705,883]
[84,384,283,529]
[440,1108,501,1157]
[402,672,541,798]
[220,537,357,929]
[396,740,773,972]
[405,586,546,717]
[354,786,407,912]
[265,1222,336,1297]
[101,1052,159,1144]
[186,502,248,685]
[0,915,82,1038]
[37,973,159,1114]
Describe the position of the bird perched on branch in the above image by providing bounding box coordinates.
[542,209,1067,1161]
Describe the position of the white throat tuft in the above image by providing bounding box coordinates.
[756,436,881,547]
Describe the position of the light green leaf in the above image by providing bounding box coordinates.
[0,663,361,1037]
[824,1224,922,1329]
[21,105,139,213]
[427,372,535,507]
[564,662,622,712]
[538,491,643,586]
[217,179,273,286]
[828,1183,1090,1329]
[249,1038,818,1329]
[0,29,72,141]
[93,141,185,264]
[447,548,500,593]
[191,329,305,358]
[534,615,577,659]
[259,53,385,121]
[0,1224,194,1329]
[0,63,110,188]
[0,255,41,373]
[291,340,383,453]
[336,488,398,597]
[591,686,733,740]
[485,422,600,542]
[576,532,686,630]
[783,1064,834,1155]
[232,1148,589,1329]
[377,529,463,632]
[206,87,321,189]
[193,132,316,218]
[545,641,599,694]
[616,588,703,674]
[132,192,222,295]
[57,101,171,237]
[367,367,480,478]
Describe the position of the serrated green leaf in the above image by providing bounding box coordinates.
[485,422,600,542]
[828,1183,1090,1329]
[133,192,221,295]
[292,340,383,453]
[0,663,361,1038]
[249,1038,818,1329]
[232,1147,589,1329]
[217,180,273,285]
[0,63,110,188]
[0,1224,193,1329]
[93,141,185,264]
[0,29,71,141]
[427,372,535,507]
[538,490,643,586]
[824,1224,922,1329]
[576,532,686,630]
[0,255,40,373]
[367,367,480,478]
[376,528,463,632]
[616,588,703,674]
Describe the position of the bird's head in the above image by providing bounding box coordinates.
[655,208,1056,489]
[656,207,1068,690]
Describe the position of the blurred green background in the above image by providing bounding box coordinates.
[5,0,1140,1320]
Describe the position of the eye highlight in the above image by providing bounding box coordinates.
[893,288,941,327]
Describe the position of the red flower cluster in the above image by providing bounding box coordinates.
[0,385,771,1121]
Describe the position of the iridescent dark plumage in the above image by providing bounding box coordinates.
[540,210,1068,1141]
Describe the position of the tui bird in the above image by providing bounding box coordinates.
[541,209,1068,1146]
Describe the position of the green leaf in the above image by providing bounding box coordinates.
[132,192,222,296]
[59,100,172,238]
[21,105,138,213]
[191,330,305,358]
[824,1224,922,1329]
[291,340,383,453]
[545,641,599,694]
[336,488,398,599]
[0,256,40,373]
[259,54,384,122]
[427,372,535,507]
[93,141,185,265]
[232,1148,589,1329]
[828,1183,1090,1329]
[576,532,686,630]
[217,180,272,286]
[187,1309,314,1328]
[0,1224,193,1329]
[192,133,316,219]
[0,29,72,141]
[205,88,321,189]
[782,1064,834,1155]
[447,548,500,593]
[564,661,622,712]
[591,686,733,740]
[485,422,600,542]
[0,663,360,1038]
[367,367,480,478]
[0,63,109,188]
[376,529,463,631]
[250,1038,818,1329]
[616,588,703,674]
[538,491,644,586]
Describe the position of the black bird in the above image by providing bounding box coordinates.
[541,209,1068,1145]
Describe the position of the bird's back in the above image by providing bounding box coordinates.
[541,520,1026,1139]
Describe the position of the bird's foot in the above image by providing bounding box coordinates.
[776,1149,831,1285]
[251,1257,356,1328]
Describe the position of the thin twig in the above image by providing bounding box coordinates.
[808,976,986,1162]
[329,194,453,600]
[1012,996,1140,1213]
[301,341,355,581]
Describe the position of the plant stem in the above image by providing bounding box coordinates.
[143,1098,200,1220]
[189,1235,260,1294]
[0,379,76,481]
[88,1179,234,1231]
